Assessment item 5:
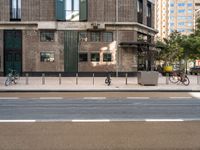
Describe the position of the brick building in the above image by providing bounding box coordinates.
[0,0,157,76]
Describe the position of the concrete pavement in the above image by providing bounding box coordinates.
[0,74,200,92]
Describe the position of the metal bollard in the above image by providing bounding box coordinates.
[166,73,169,85]
[76,73,78,85]
[25,73,29,85]
[93,73,95,85]
[125,73,128,85]
[42,73,45,85]
[198,73,200,85]
[59,73,61,85]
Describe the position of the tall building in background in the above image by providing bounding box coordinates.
[155,0,195,40]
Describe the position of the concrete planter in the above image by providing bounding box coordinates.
[137,71,159,86]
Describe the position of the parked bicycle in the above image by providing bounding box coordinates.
[5,69,20,86]
[105,73,111,86]
[169,71,190,86]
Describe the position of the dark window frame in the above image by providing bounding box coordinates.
[40,31,55,42]
[79,53,88,62]
[103,53,112,62]
[147,2,152,27]
[91,53,100,62]
[90,32,100,42]
[40,52,55,62]
[10,0,21,21]
[137,0,143,24]
[103,32,113,42]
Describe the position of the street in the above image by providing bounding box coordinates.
[0,92,200,149]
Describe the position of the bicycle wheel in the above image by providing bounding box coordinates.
[105,78,111,86]
[169,75,179,83]
[5,78,11,86]
[182,76,190,86]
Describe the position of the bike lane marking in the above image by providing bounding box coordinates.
[127,97,150,99]
[169,97,192,99]
[0,97,19,99]
[83,97,106,100]
[39,97,63,100]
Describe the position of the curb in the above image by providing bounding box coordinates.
[1,89,200,92]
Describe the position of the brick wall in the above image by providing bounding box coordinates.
[0,0,55,22]
[0,0,10,21]
[23,30,64,72]
[118,0,136,22]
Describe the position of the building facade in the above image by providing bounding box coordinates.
[155,0,195,40]
[195,0,200,21]
[0,0,157,76]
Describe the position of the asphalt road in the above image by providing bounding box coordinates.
[1,92,200,149]
[0,93,200,120]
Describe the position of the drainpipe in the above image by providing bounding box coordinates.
[116,0,119,77]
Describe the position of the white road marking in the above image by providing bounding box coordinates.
[0,97,19,99]
[127,97,150,99]
[83,97,106,100]
[145,119,184,122]
[72,119,110,122]
[169,97,192,99]
[39,97,63,99]
[0,120,36,123]
[189,92,200,99]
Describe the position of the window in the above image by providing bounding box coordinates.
[40,31,55,42]
[40,52,55,62]
[91,53,100,62]
[178,3,185,7]
[147,2,152,27]
[178,16,185,20]
[137,0,143,24]
[188,22,193,26]
[178,22,185,26]
[188,3,192,7]
[91,32,100,42]
[65,0,79,21]
[79,53,88,62]
[79,32,87,42]
[170,3,174,7]
[10,0,21,21]
[56,0,87,21]
[188,16,192,20]
[103,32,113,42]
[170,10,174,13]
[103,53,112,62]
[170,22,174,26]
[178,9,185,13]
[188,9,192,13]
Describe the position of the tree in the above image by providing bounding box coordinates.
[156,31,184,65]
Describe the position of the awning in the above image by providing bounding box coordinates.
[119,41,157,51]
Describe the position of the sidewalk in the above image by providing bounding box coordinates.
[0,75,200,92]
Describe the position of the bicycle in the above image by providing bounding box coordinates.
[105,73,111,86]
[169,71,190,86]
[5,69,20,86]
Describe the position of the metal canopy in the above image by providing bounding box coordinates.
[118,41,155,50]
